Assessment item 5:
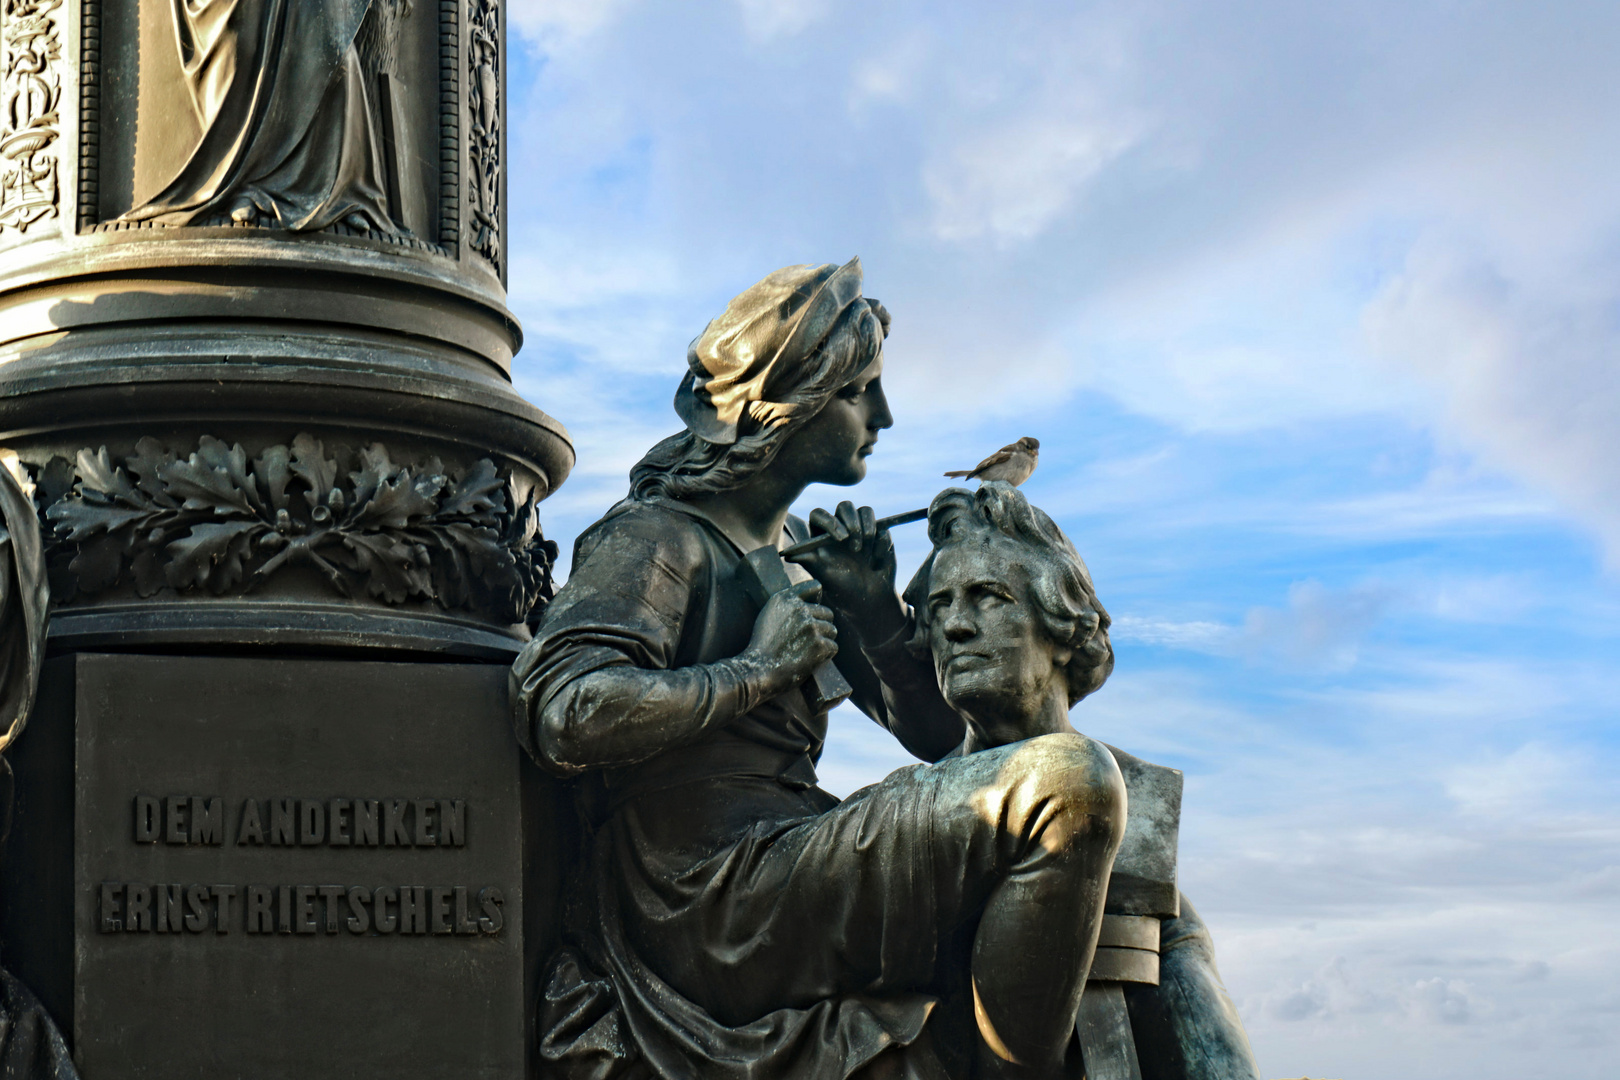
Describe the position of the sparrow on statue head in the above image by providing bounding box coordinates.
[943,437,1040,487]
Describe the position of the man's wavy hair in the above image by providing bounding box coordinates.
[903,482,1114,706]
[629,300,889,501]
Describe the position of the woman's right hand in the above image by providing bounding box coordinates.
[742,580,839,695]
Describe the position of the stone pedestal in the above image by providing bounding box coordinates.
[6,654,557,1078]
[0,0,569,1072]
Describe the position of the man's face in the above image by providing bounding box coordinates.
[925,538,1072,746]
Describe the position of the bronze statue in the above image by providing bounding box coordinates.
[517,259,1133,1078]
[121,0,410,232]
[904,483,1261,1079]
[0,456,76,1078]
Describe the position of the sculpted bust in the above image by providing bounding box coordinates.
[904,483,1261,1079]
[514,261,1257,1079]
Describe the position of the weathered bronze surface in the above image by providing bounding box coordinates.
[0,0,567,653]
[514,264,1262,1079]
[0,0,569,1073]
[0,0,1268,1068]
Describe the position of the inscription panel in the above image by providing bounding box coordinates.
[73,653,524,1078]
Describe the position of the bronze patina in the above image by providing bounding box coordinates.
[0,0,1268,1067]
[0,0,568,1073]
[515,263,1261,1079]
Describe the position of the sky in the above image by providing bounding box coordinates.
[500,3,1620,1077]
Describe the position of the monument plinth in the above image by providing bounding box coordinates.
[0,0,569,1073]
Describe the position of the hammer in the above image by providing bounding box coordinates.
[736,508,928,713]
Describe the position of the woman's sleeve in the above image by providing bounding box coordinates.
[509,509,777,775]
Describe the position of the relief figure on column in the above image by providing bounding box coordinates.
[121,0,413,233]
[0,455,75,1078]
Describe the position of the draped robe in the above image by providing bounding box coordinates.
[0,462,74,1079]
[123,0,399,232]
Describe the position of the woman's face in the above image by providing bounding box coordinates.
[771,353,893,488]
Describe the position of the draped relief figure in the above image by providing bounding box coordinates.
[513,261,1261,1079]
[122,0,412,233]
[0,455,75,1079]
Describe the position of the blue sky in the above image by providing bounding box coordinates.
[501,3,1620,1076]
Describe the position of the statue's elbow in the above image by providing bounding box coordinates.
[536,705,594,775]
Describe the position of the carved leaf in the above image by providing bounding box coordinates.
[69,529,132,594]
[425,537,472,610]
[46,495,150,541]
[342,531,431,604]
[35,455,75,507]
[253,444,293,512]
[289,434,338,509]
[127,438,182,507]
[74,447,136,501]
[349,466,439,531]
[160,437,260,517]
[131,546,167,598]
[164,521,262,593]
[503,486,539,547]
[199,436,264,512]
[436,458,505,521]
[347,444,400,511]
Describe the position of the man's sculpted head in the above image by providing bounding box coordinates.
[905,483,1112,744]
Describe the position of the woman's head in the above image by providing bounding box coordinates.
[631,259,891,501]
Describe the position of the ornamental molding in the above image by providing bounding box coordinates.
[466,0,500,271]
[0,0,63,233]
[37,434,556,624]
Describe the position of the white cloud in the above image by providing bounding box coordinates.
[847,33,930,108]
[1364,235,1620,566]
[734,0,828,41]
[924,108,1146,244]
[508,0,631,43]
[1107,580,1397,670]
[1442,743,1577,819]
[1241,580,1395,670]
[1110,615,1232,651]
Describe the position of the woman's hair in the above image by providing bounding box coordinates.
[903,482,1114,706]
[630,300,888,501]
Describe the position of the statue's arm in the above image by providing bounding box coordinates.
[512,508,822,776]
[836,611,964,763]
[512,516,761,775]
[527,657,782,775]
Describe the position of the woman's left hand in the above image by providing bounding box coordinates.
[786,502,904,631]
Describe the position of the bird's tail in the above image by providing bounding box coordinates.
[942,470,973,478]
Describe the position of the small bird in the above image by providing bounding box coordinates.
[944,437,1040,486]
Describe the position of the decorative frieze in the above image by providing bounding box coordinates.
[37,434,557,624]
[0,0,63,233]
[466,0,500,272]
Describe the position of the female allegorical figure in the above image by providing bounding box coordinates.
[513,259,1126,1079]
[122,0,409,232]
